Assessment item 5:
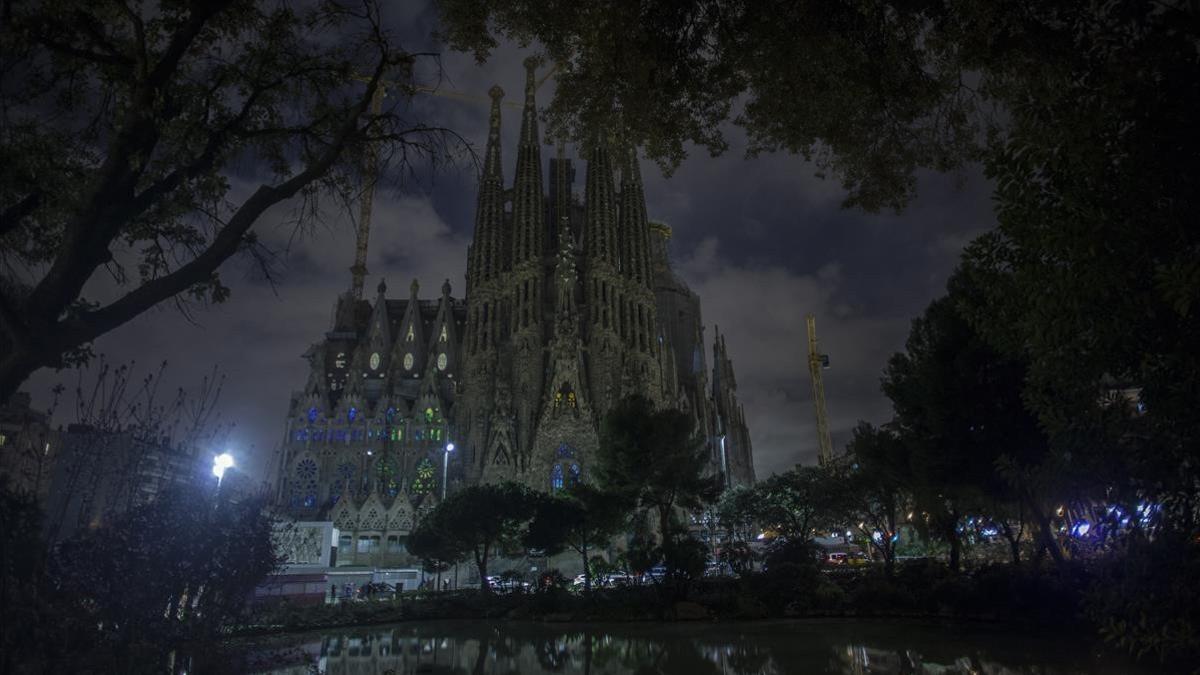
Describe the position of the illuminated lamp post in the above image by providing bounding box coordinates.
[212,452,234,488]
[442,442,455,500]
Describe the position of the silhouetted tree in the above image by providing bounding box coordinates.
[524,483,630,592]
[596,395,717,544]
[408,482,538,593]
[0,1,469,401]
[837,423,910,575]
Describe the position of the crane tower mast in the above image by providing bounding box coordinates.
[806,314,834,465]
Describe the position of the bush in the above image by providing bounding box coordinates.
[1084,533,1200,664]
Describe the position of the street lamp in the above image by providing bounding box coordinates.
[212,452,234,487]
[442,442,455,500]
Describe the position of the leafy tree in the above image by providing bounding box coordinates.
[754,466,840,542]
[438,0,978,212]
[46,482,281,670]
[408,482,538,594]
[836,423,910,575]
[596,395,717,544]
[0,0,465,401]
[957,0,1200,528]
[0,478,44,673]
[884,288,1055,566]
[715,485,760,572]
[406,521,458,589]
[524,483,630,592]
[661,534,708,583]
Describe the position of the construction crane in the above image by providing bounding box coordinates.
[806,314,834,466]
[346,60,558,300]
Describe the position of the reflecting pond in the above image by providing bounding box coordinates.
[244,619,1144,674]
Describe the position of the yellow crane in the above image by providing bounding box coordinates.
[346,61,557,300]
[806,314,834,465]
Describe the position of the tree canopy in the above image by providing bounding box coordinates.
[596,395,716,543]
[407,481,538,592]
[524,483,630,591]
[0,0,465,402]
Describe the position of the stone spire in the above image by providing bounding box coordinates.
[619,144,652,289]
[584,134,619,268]
[468,85,508,287]
[511,57,544,266]
[549,138,575,253]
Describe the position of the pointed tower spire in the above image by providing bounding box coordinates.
[468,85,508,287]
[511,57,545,267]
[619,144,652,289]
[584,134,619,268]
[549,138,575,253]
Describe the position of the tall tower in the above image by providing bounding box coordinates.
[617,144,660,401]
[507,57,547,464]
[582,135,622,412]
[462,86,508,478]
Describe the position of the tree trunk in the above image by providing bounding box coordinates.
[947,509,961,572]
[1026,498,1065,564]
[476,547,490,594]
[657,504,673,545]
[580,541,591,592]
[1001,520,1021,565]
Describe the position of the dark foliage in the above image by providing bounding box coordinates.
[2,479,280,672]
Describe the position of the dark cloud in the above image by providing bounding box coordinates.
[21,4,995,481]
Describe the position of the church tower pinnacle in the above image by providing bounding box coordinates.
[467,85,508,291]
[508,57,547,463]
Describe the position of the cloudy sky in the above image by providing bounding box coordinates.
[23,3,995,482]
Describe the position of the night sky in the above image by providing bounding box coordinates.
[23,3,995,482]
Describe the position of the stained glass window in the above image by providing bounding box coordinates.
[424,407,436,423]
[336,462,356,493]
[550,464,564,491]
[294,458,318,508]
[556,444,576,458]
[348,407,358,422]
[386,407,396,423]
[376,456,399,498]
[411,458,436,495]
[308,407,319,423]
[569,463,582,484]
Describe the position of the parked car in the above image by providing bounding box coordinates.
[601,572,636,588]
[640,565,668,584]
[705,561,734,577]
[485,575,530,593]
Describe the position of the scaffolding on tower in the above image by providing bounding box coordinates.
[806,314,834,465]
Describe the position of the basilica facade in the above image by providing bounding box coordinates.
[274,59,754,567]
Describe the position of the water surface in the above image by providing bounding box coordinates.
[246,619,1143,674]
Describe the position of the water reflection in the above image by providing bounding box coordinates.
[246,620,1138,674]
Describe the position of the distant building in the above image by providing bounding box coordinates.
[273,61,755,568]
[0,391,54,501]
[43,424,206,542]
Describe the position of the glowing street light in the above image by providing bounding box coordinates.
[442,442,455,500]
[212,452,234,486]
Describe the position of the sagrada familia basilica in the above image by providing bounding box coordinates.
[273,59,754,567]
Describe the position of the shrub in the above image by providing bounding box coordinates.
[1084,533,1200,664]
